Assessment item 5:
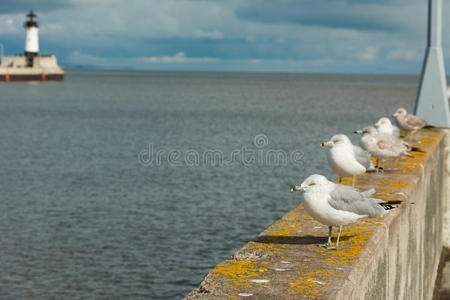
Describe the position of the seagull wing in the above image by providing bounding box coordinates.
[377,140,410,156]
[392,125,401,138]
[377,140,400,152]
[353,145,372,169]
[328,184,386,218]
[406,115,427,129]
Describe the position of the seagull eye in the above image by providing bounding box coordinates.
[309,183,316,186]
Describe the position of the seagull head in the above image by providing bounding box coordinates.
[291,174,330,192]
[375,117,392,128]
[393,107,407,118]
[362,126,378,137]
[320,134,351,147]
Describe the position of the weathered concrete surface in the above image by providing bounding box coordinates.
[0,55,64,80]
[433,248,450,300]
[443,129,450,251]
[438,261,450,298]
[434,129,450,300]
[184,128,449,299]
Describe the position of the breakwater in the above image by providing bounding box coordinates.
[185,128,449,299]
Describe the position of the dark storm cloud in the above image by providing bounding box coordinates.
[235,0,400,31]
[0,0,73,14]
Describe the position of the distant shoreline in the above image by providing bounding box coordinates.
[62,67,423,77]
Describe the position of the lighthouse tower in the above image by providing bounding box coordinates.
[24,10,39,67]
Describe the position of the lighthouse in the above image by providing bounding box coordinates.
[24,10,39,67]
[0,10,64,81]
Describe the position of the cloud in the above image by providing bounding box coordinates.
[235,0,420,32]
[386,49,423,62]
[0,15,22,34]
[68,50,107,64]
[1,0,448,74]
[359,46,378,62]
[0,0,113,14]
[193,29,224,40]
[136,52,220,64]
[0,0,73,14]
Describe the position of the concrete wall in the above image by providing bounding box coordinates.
[184,129,449,299]
[0,55,64,76]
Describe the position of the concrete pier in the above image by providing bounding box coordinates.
[184,128,449,299]
[0,55,64,81]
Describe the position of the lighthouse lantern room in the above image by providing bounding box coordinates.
[24,10,39,67]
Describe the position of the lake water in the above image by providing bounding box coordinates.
[0,70,418,299]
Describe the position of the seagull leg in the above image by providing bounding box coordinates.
[338,177,342,184]
[321,226,339,250]
[320,226,333,248]
[327,226,332,246]
[410,130,418,143]
[335,226,342,249]
[405,131,412,142]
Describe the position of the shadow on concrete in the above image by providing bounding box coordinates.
[254,235,353,245]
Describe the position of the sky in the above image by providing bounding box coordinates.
[1,0,450,74]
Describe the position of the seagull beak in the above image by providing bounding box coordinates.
[354,130,362,134]
[290,185,304,192]
[320,141,331,147]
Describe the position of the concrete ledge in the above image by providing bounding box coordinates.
[0,55,64,81]
[0,74,64,81]
[184,128,449,299]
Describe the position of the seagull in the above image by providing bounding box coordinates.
[320,134,373,186]
[374,117,411,148]
[392,108,428,139]
[290,174,394,249]
[357,126,411,171]
[374,117,400,139]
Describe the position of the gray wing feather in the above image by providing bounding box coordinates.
[328,185,386,217]
[353,145,373,169]
[392,125,400,138]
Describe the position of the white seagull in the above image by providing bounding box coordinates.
[321,134,373,186]
[374,117,400,139]
[373,117,411,149]
[357,126,411,171]
[291,174,394,249]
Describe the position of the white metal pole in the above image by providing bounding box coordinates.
[414,0,450,127]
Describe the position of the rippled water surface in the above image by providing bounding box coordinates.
[0,70,418,299]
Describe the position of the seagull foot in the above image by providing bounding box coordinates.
[318,243,337,250]
[319,244,337,250]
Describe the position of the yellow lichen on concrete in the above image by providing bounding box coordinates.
[314,225,376,265]
[284,211,301,219]
[210,260,268,287]
[288,270,335,295]
[245,240,284,255]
